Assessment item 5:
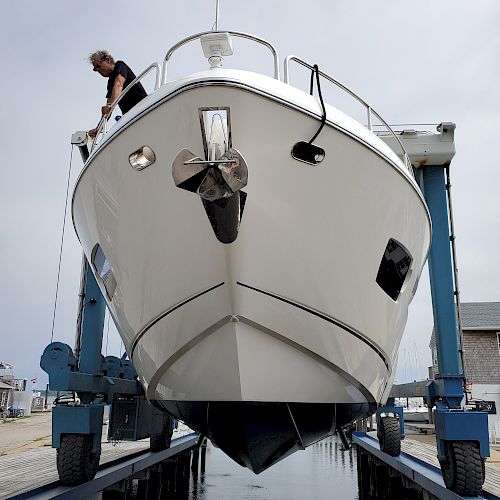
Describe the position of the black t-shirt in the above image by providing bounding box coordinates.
[106,60,147,114]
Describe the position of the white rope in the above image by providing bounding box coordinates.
[49,145,74,342]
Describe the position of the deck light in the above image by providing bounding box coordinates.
[129,146,156,171]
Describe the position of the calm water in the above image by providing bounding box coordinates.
[189,436,359,500]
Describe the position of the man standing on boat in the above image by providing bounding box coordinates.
[88,50,147,137]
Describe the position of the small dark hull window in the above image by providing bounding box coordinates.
[376,238,412,301]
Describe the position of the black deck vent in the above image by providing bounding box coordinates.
[376,239,412,301]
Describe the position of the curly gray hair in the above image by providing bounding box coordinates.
[89,50,115,64]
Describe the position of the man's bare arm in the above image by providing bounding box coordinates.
[101,74,126,115]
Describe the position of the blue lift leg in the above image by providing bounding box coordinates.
[419,164,489,496]
[78,260,106,378]
[41,258,108,484]
[41,255,170,485]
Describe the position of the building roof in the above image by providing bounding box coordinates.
[461,302,500,330]
[429,301,500,350]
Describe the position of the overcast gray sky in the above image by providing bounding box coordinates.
[1,1,499,388]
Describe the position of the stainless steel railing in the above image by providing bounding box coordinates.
[89,35,412,177]
[162,30,280,84]
[90,62,162,152]
[284,55,413,174]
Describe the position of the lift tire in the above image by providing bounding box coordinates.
[56,434,101,485]
[440,441,485,496]
[378,416,401,457]
[150,414,174,451]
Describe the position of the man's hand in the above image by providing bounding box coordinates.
[101,104,112,116]
[88,128,98,138]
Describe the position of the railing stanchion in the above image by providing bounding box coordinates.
[367,107,372,132]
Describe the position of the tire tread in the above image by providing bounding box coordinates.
[441,441,484,496]
[379,416,401,457]
[56,434,100,485]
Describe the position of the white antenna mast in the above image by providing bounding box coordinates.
[214,0,220,30]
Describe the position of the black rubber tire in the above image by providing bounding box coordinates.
[378,416,401,457]
[440,441,485,496]
[150,414,174,452]
[56,434,101,485]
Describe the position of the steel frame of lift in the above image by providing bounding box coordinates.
[40,133,176,488]
[372,123,490,497]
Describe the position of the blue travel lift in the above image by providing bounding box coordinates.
[42,125,490,495]
[40,133,175,486]
[372,123,490,497]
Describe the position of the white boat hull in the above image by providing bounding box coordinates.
[72,69,431,471]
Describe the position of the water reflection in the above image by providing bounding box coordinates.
[189,436,358,500]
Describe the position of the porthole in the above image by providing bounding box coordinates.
[376,238,412,301]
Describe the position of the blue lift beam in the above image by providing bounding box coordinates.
[378,123,490,497]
